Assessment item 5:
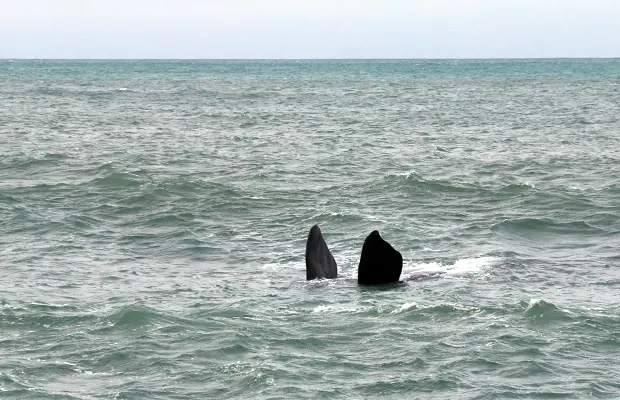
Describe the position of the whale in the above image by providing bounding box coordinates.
[305,224,338,280]
[357,230,402,285]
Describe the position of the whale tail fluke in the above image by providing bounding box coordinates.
[305,224,338,280]
[357,230,402,285]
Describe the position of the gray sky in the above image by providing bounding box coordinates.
[1,0,619,59]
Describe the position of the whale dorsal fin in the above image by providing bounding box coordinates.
[305,224,338,280]
[357,230,402,285]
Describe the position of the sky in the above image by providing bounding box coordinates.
[1,0,619,59]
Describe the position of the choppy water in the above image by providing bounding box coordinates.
[1,59,620,399]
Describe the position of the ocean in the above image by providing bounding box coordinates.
[1,59,620,399]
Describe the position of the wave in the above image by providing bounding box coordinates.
[390,298,614,323]
[0,301,195,336]
[0,193,19,204]
[523,298,575,322]
[91,172,144,189]
[302,211,365,225]
[63,214,103,230]
[378,171,541,198]
[311,304,376,315]
[309,301,484,317]
[380,171,482,194]
[390,301,419,314]
[93,304,195,334]
[501,183,537,193]
[492,218,605,235]
[354,376,460,394]
[0,153,69,171]
[0,304,93,328]
[401,256,499,280]
[111,178,241,206]
[392,302,481,316]
[29,86,138,97]
[102,307,160,329]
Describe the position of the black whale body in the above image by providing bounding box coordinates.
[305,224,338,280]
[357,230,403,285]
[304,225,402,285]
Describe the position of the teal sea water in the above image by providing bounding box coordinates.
[1,59,620,399]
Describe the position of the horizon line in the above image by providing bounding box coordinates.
[1,57,619,61]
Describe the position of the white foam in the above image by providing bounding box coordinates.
[450,256,499,275]
[526,298,548,312]
[391,301,419,314]
[311,304,371,314]
[312,304,332,313]
[385,170,420,179]
[401,256,499,279]
[261,261,300,271]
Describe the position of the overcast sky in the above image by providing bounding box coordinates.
[1,0,619,59]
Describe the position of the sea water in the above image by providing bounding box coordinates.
[1,59,620,399]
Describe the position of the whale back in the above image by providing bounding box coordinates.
[357,230,402,285]
[305,224,338,280]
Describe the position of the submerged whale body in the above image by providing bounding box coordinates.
[357,230,402,285]
[305,224,338,280]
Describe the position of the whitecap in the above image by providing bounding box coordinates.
[401,256,499,279]
[311,304,373,314]
[528,298,543,308]
[449,256,499,275]
[391,301,419,314]
[384,170,421,179]
[261,260,301,271]
[312,304,332,313]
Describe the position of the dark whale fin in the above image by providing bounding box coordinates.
[305,224,338,280]
[357,230,403,285]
